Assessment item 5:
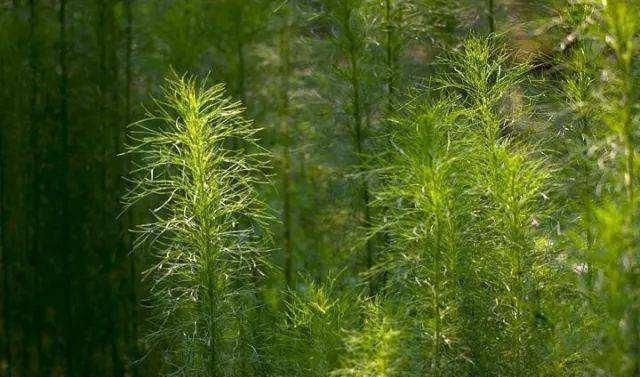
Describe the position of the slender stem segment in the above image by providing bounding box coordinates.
[279,4,294,286]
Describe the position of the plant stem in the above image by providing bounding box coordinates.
[431,221,442,377]
[279,4,294,287]
[620,46,639,377]
[27,0,43,373]
[123,1,139,375]
[58,0,74,375]
[488,0,495,34]
[234,6,246,104]
[345,6,373,275]
[0,7,10,373]
[385,0,394,113]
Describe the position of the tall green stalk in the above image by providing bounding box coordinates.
[26,0,43,373]
[373,99,468,376]
[323,0,374,275]
[125,75,268,377]
[58,0,74,375]
[380,0,420,112]
[233,6,246,104]
[383,0,396,113]
[0,106,5,377]
[440,37,557,376]
[0,7,9,374]
[123,1,139,375]
[488,0,495,33]
[278,1,294,286]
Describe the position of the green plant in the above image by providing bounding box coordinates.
[271,276,357,377]
[320,0,377,275]
[124,74,269,377]
[334,298,407,377]
[440,37,559,376]
[369,98,470,376]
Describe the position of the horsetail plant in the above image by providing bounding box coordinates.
[440,37,559,376]
[124,74,269,377]
[370,98,470,376]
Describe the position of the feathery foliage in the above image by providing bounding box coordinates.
[350,37,563,377]
[443,37,559,376]
[271,277,357,376]
[5,1,640,376]
[335,299,407,376]
[124,75,269,377]
[374,98,469,376]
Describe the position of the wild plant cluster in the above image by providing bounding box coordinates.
[123,0,640,374]
[1,0,639,376]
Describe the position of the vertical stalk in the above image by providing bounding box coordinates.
[203,218,219,377]
[352,55,373,272]
[0,9,10,373]
[96,2,115,375]
[384,0,394,113]
[105,1,124,374]
[234,6,246,104]
[28,0,39,255]
[27,0,43,373]
[124,0,132,130]
[123,1,139,375]
[0,120,4,377]
[381,0,406,118]
[97,0,107,250]
[488,0,495,34]
[509,203,527,375]
[58,0,74,375]
[206,270,218,377]
[228,4,246,152]
[187,103,220,376]
[279,3,294,286]
[94,13,107,372]
[431,223,442,377]
[344,6,373,274]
